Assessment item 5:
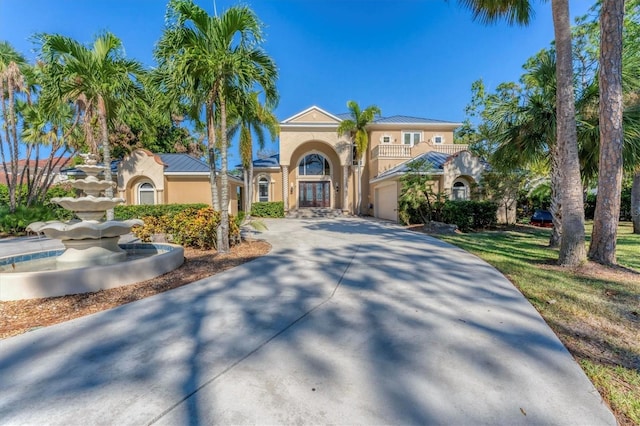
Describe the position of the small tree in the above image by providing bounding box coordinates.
[480,170,527,225]
[398,158,445,225]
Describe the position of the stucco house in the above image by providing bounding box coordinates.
[90,106,487,223]
[251,105,485,222]
[116,149,243,215]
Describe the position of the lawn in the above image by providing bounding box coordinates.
[436,222,639,426]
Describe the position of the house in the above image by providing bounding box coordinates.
[88,106,487,223]
[249,105,486,222]
[116,149,243,215]
[0,157,71,186]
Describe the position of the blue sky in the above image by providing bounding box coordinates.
[0,0,593,157]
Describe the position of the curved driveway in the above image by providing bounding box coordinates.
[0,217,614,425]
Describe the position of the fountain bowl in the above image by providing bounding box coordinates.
[0,243,184,301]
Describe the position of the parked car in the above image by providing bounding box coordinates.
[530,209,553,227]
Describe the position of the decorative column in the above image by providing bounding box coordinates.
[282,165,289,212]
[343,165,349,214]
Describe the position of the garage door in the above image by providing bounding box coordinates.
[375,184,398,222]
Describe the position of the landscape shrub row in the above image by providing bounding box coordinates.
[114,203,208,220]
[132,206,240,250]
[440,200,498,232]
[399,199,497,232]
[250,201,284,218]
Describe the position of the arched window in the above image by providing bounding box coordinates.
[298,153,330,176]
[138,182,155,205]
[258,177,269,202]
[452,180,469,201]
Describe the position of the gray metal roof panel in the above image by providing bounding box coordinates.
[158,153,209,173]
[252,154,280,168]
[374,115,457,124]
[376,151,451,179]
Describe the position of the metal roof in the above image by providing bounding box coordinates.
[374,115,457,125]
[333,112,458,125]
[252,154,280,168]
[158,153,210,173]
[376,151,451,180]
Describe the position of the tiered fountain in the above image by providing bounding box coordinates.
[27,154,143,268]
[0,154,184,301]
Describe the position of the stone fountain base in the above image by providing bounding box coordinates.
[57,237,127,268]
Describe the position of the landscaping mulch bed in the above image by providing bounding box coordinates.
[0,240,271,339]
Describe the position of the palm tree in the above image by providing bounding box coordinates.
[460,0,586,266]
[337,100,381,215]
[490,50,564,247]
[0,41,28,213]
[229,91,279,216]
[588,0,626,264]
[37,32,143,220]
[156,0,278,253]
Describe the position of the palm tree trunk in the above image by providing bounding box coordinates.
[632,170,640,234]
[357,160,362,215]
[97,96,114,220]
[588,0,625,265]
[553,0,586,266]
[206,102,220,211]
[218,93,230,254]
[549,144,562,247]
[247,162,254,216]
[6,80,18,212]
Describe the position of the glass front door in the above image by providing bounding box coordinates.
[299,181,330,208]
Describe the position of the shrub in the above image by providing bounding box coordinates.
[251,201,284,218]
[131,206,241,250]
[440,200,498,232]
[0,204,70,235]
[115,203,208,220]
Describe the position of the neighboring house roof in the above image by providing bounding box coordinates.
[158,153,210,174]
[0,157,71,184]
[252,154,280,169]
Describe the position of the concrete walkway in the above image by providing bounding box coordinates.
[0,218,615,425]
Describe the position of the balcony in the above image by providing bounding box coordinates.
[372,145,411,158]
[372,143,469,159]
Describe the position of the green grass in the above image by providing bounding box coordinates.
[436,222,640,425]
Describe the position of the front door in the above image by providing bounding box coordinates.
[299,181,330,208]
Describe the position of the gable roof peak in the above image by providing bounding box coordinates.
[281,105,343,124]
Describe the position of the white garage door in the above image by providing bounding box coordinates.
[375,184,398,222]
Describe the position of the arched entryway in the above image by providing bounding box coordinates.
[297,153,332,208]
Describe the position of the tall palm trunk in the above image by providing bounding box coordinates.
[218,92,230,254]
[632,170,640,234]
[6,78,19,212]
[356,160,362,215]
[97,96,114,220]
[247,162,254,215]
[206,101,220,211]
[588,0,625,264]
[553,0,586,266]
[549,144,562,247]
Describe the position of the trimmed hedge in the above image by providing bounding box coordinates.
[115,203,208,220]
[251,201,284,218]
[440,200,497,232]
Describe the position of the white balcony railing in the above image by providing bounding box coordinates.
[372,143,469,159]
[372,145,412,158]
[431,144,469,154]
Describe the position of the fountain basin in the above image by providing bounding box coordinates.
[0,243,184,301]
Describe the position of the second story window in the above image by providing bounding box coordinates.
[402,131,421,147]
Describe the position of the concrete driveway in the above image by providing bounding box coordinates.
[0,217,614,425]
